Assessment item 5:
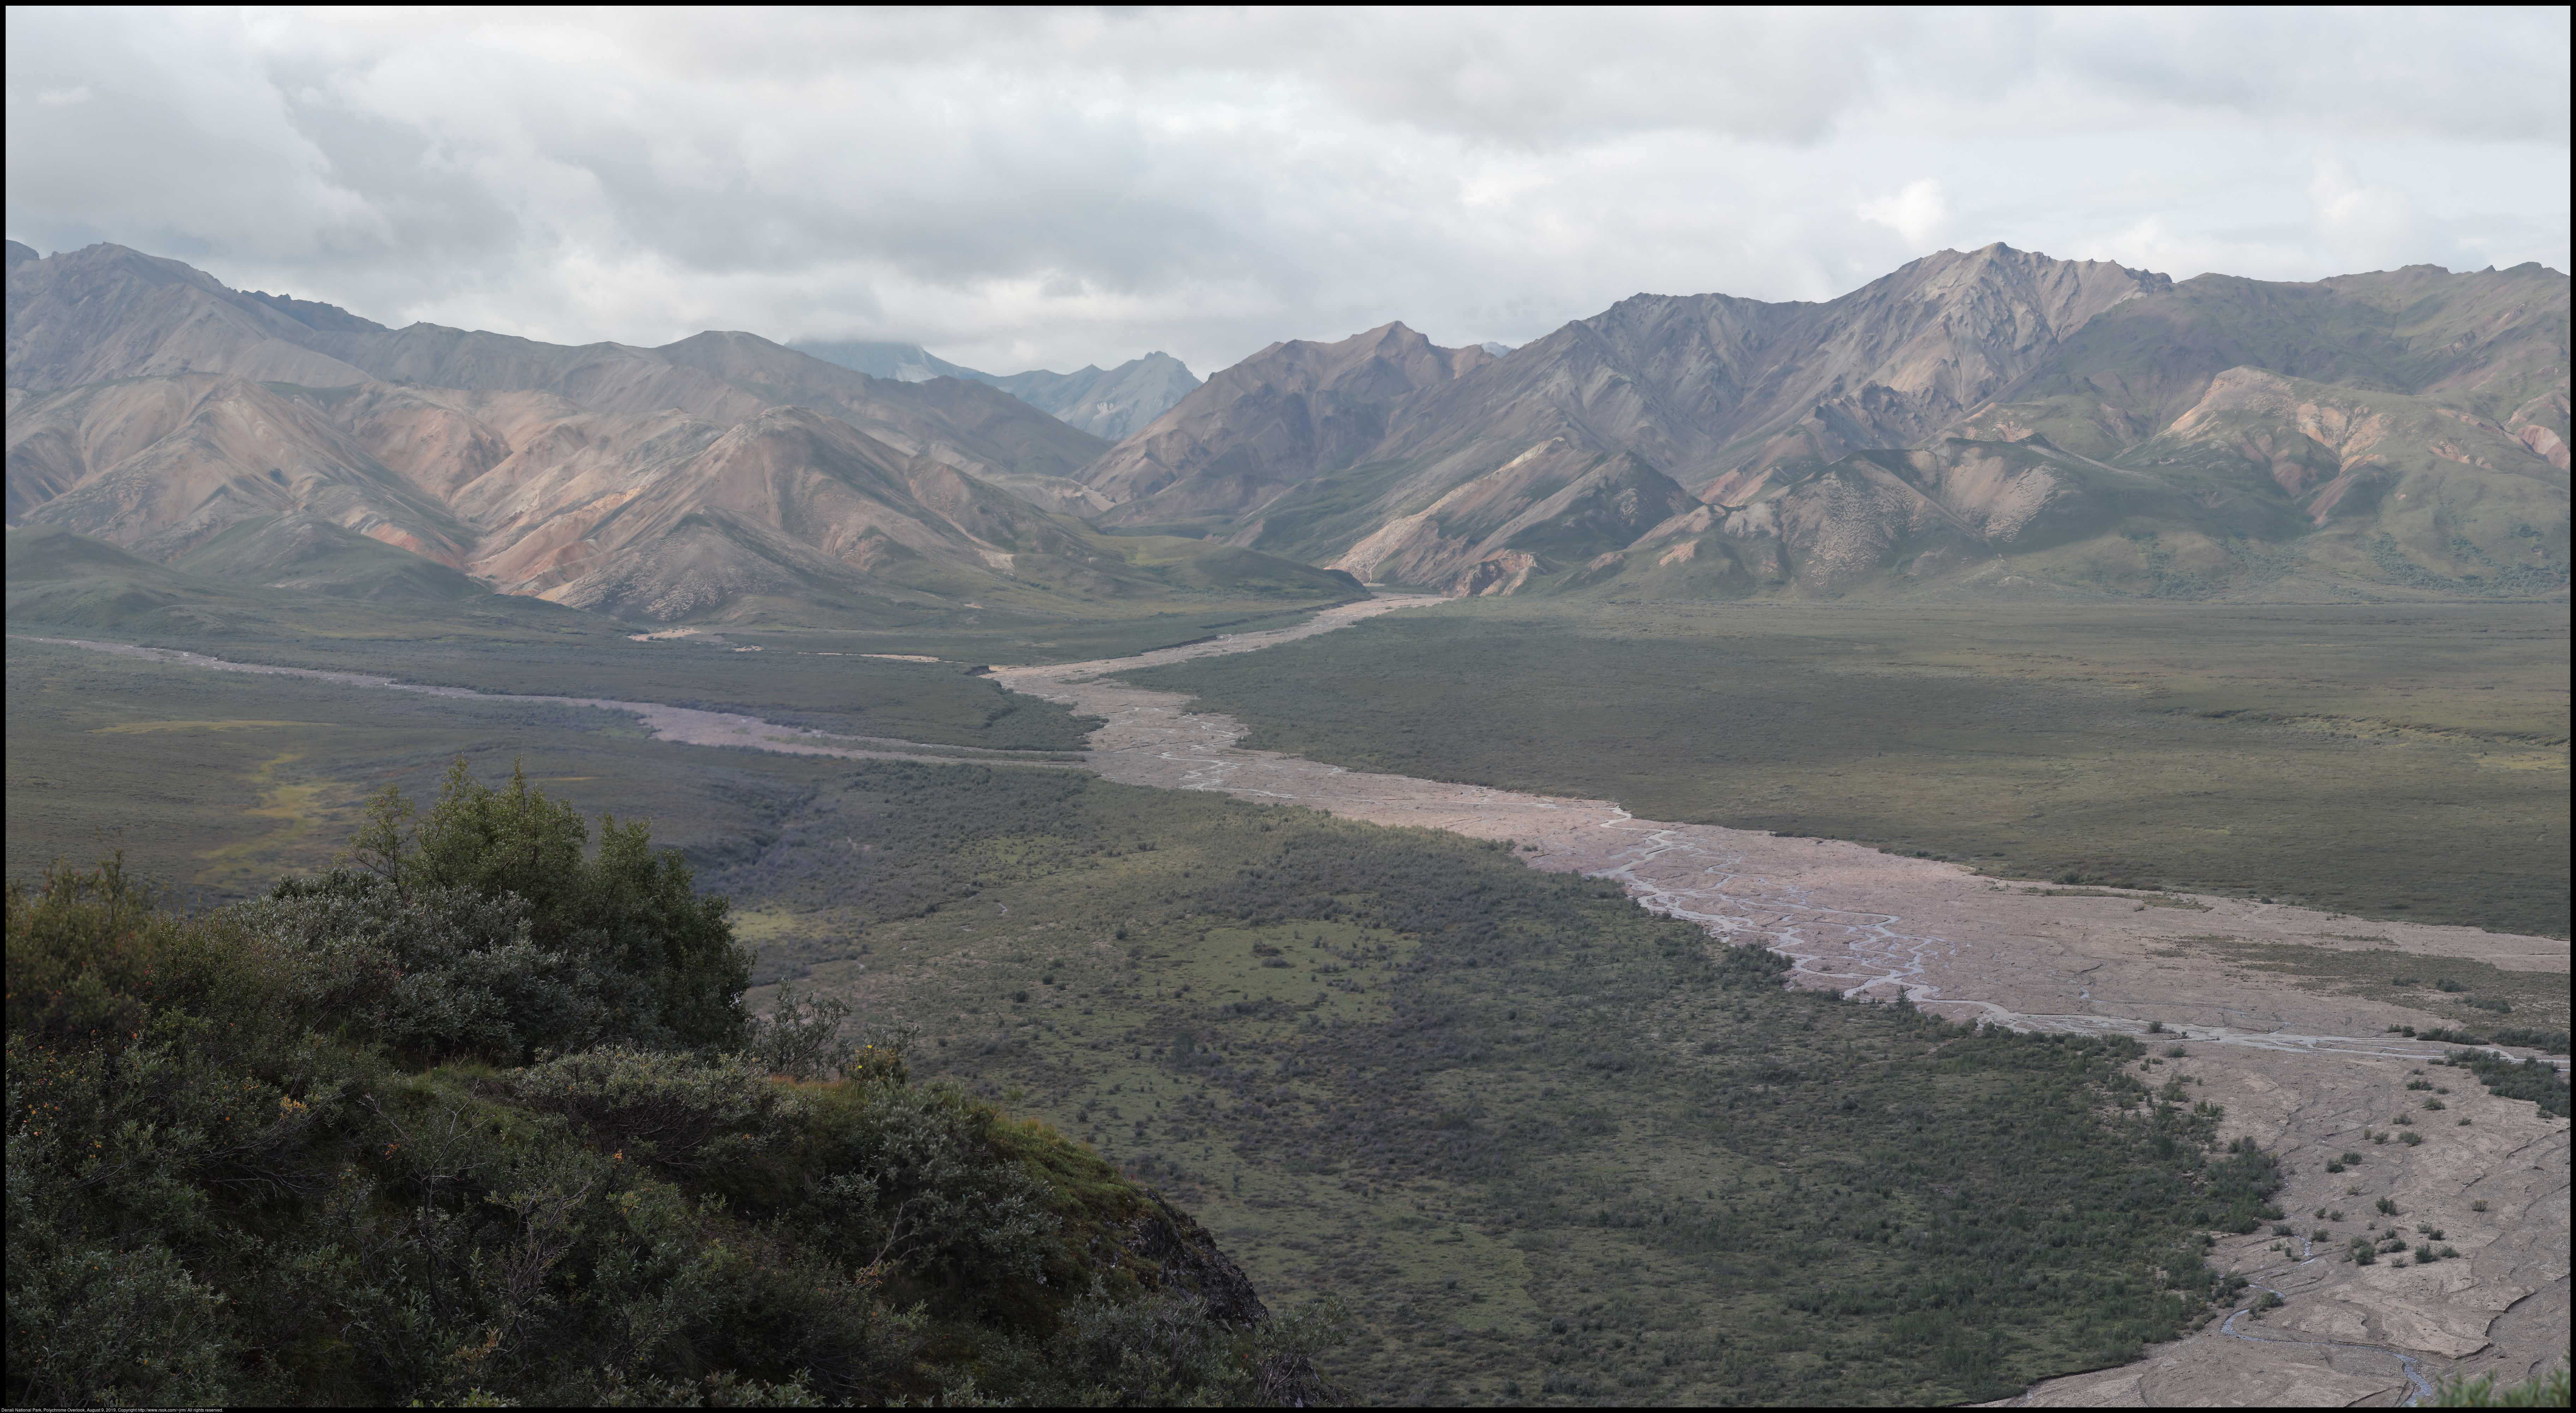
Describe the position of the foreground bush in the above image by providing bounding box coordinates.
[6,810,1340,1406]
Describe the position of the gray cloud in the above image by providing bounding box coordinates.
[8,7,2567,381]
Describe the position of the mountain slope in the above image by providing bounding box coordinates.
[1078,244,2164,552]
[4,241,383,390]
[7,245,1351,624]
[1956,262,2572,466]
[978,352,1203,440]
[1082,322,1500,529]
[6,244,1107,499]
[793,341,1205,441]
[6,374,474,566]
[6,374,1353,625]
[1071,247,2566,600]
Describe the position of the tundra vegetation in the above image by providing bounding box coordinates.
[4,769,1345,1409]
[1123,598,2571,936]
[2,633,1103,907]
[10,607,2569,1404]
[711,760,2311,1405]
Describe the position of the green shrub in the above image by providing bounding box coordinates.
[5,853,367,1059]
[5,842,1332,1407]
[2,1226,239,1407]
[512,1046,804,1173]
[1007,1283,1349,1407]
[245,873,611,1063]
[2446,1050,2573,1119]
[796,1082,1060,1299]
[336,759,752,1052]
[744,984,861,1082]
[2433,1361,2572,1407]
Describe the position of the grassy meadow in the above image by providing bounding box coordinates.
[1122,599,2571,937]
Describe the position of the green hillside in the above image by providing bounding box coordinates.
[5,776,1346,1407]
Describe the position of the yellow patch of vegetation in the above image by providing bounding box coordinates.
[2475,752,2570,771]
[190,752,351,890]
[90,719,325,734]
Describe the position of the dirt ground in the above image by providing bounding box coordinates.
[995,599,2571,1408]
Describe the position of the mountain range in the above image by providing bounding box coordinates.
[7,238,2566,626]
[1069,244,2568,600]
[4,240,1353,627]
[790,339,1202,442]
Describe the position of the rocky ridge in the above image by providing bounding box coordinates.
[4,243,1353,624]
[1065,246,2569,601]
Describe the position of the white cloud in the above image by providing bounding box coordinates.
[2307,154,2434,272]
[1859,180,1955,251]
[5,7,2567,380]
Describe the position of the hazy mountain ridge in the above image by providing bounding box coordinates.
[5,245,1355,624]
[1067,245,2568,600]
[784,338,986,384]
[793,340,1204,442]
[979,353,1203,441]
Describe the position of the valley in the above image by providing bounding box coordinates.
[11,594,2565,1405]
[7,233,2566,1405]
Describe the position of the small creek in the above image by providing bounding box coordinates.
[2214,1239,2435,1407]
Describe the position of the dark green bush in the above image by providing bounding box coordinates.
[5,840,1339,1408]
[796,1081,1061,1299]
[333,758,752,1053]
[243,874,612,1062]
[2446,1050,2573,1119]
[513,1046,806,1173]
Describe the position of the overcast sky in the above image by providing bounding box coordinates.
[8,6,2569,378]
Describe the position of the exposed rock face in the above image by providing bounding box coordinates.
[5,246,1352,623]
[1112,1188,1271,1326]
[1069,246,2567,600]
[1377,243,2168,495]
[1083,322,1499,523]
[1331,447,1696,590]
[6,374,472,566]
[5,242,384,391]
[6,244,1107,496]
